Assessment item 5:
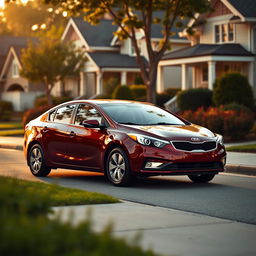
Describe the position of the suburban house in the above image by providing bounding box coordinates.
[52,15,190,98]
[0,35,44,111]
[157,0,256,97]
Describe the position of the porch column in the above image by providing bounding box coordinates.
[96,71,103,94]
[248,62,254,87]
[192,66,196,88]
[121,71,127,85]
[181,64,188,90]
[208,61,216,90]
[157,65,164,93]
[79,72,86,96]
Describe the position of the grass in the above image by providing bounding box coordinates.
[0,129,24,136]
[226,144,256,153]
[0,122,24,136]
[0,176,119,206]
[0,122,22,130]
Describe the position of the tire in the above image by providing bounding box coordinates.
[188,173,215,183]
[106,148,133,186]
[28,144,51,177]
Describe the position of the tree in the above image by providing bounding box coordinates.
[21,26,86,105]
[45,0,211,103]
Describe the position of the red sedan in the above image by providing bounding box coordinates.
[24,100,226,186]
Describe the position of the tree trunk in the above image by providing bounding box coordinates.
[146,60,158,104]
[45,83,53,106]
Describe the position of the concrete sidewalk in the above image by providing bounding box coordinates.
[0,136,255,176]
[52,201,256,256]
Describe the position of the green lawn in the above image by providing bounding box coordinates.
[226,144,256,153]
[0,122,24,136]
[0,176,119,206]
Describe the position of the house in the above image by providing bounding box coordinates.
[0,35,44,111]
[157,0,256,96]
[53,16,190,98]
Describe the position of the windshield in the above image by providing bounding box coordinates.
[99,103,186,126]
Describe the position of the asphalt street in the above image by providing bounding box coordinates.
[1,148,256,225]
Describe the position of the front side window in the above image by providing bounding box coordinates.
[54,104,76,124]
[75,104,103,125]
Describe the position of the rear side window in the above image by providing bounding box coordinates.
[53,104,76,124]
[48,110,56,122]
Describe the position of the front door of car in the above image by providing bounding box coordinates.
[65,103,108,170]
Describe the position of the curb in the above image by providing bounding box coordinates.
[1,143,256,176]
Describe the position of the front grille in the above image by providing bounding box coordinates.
[165,162,223,171]
[172,141,217,152]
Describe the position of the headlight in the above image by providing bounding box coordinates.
[217,134,224,146]
[128,134,169,148]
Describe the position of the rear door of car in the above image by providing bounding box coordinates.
[42,103,77,165]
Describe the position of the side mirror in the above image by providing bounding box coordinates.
[82,119,105,129]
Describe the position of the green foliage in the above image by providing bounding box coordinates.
[34,95,72,107]
[156,93,171,107]
[181,106,254,139]
[103,77,119,97]
[0,176,155,256]
[1,1,66,36]
[112,85,134,100]
[0,100,13,121]
[134,76,144,85]
[21,26,86,104]
[22,105,51,127]
[213,73,254,109]
[93,94,109,99]
[130,84,147,99]
[164,88,180,98]
[177,88,213,111]
[226,144,256,153]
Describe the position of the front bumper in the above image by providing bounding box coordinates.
[127,141,226,176]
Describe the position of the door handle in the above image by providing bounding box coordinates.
[42,126,48,133]
[69,131,76,137]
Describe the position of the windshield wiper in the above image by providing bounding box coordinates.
[119,122,140,125]
[148,122,176,125]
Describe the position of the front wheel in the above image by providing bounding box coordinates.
[106,148,133,186]
[28,144,51,177]
[188,173,215,183]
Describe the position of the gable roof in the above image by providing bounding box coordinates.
[162,43,254,60]
[88,52,147,69]
[72,17,118,47]
[0,35,34,71]
[226,0,256,19]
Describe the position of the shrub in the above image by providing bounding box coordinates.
[34,96,72,107]
[0,100,14,121]
[156,93,171,107]
[112,85,134,100]
[103,77,119,97]
[23,105,51,127]
[93,94,110,99]
[134,76,144,85]
[130,84,147,99]
[164,88,180,98]
[213,73,254,109]
[177,88,213,111]
[181,106,254,139]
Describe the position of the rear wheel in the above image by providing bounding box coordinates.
[28,144,51,177]
[106,148,133,186]
[188,173,215,183]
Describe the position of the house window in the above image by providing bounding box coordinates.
[11,60,19,77]
[202,66,208,82]
[214,23,234,43]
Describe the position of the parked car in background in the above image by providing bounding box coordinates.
[24,100,226,186]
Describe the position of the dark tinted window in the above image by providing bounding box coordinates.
[75,104,103,125]
[100,103,185,125]
[54,104,76,124]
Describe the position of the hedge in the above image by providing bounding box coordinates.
[112,85,134,100]
[0,100,14,121]
[181,105,254,139]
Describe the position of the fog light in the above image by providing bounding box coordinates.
[145,161,164,169]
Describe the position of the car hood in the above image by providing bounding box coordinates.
[125,124,216,141]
